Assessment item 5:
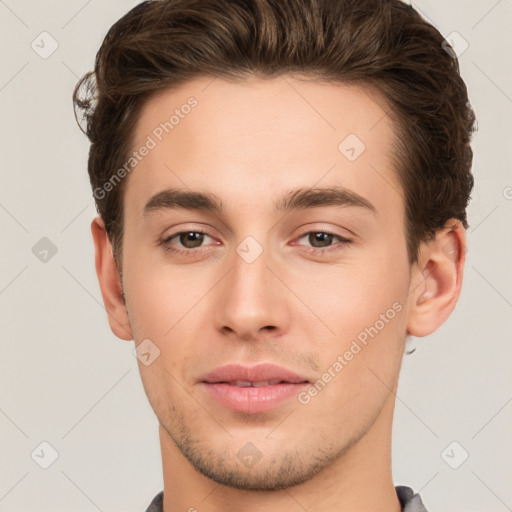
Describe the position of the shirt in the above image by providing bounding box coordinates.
[145,485,428,511]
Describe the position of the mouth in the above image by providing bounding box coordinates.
[215,379,307,387]
[199,363,311,413]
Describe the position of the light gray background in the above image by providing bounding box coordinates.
[1,1,511,511]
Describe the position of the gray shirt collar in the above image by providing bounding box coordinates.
[146,485,428,511]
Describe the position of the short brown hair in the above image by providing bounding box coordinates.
[73,0,476,268]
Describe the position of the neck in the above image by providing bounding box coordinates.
[160,394,401,512]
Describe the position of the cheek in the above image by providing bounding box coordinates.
[302,252,408,337]
[122,241,202,337]
[301,249,409,399]
[303,291,406,429]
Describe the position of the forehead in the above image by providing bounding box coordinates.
[126,75,401,216]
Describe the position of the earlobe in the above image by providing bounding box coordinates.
[91,216,133,341]
[406,221,466,337]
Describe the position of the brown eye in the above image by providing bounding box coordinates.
[308,232,336,248]
[295,231,352,255]
[160,230,214,255]
[176,231,205,249]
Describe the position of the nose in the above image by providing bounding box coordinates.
[213,242,290,341]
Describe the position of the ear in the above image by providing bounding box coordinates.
[406,220,467,337]
[91,216,133,341]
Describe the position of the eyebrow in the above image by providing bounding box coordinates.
[142,185,376,217]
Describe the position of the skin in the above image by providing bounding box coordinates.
[91,75,466,512]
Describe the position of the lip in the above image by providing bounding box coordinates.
[199,363,311,414]
[200,363,310,384]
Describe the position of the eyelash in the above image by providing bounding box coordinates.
[159,229,352,257]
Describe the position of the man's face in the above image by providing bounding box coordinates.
[121,75,412,490]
